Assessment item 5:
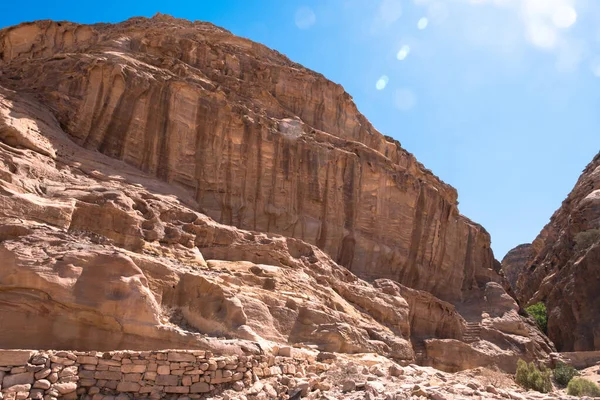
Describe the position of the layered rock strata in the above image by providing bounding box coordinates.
[0,83,421,358]
[502,152,600,351]
[0,15,499,303]
[0,15,551,371]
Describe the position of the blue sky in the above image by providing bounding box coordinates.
[2,0,599,258]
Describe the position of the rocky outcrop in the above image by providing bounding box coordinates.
[0,15,499,304]
[0,85,415,359]
[0,15,551,372]
[501,244,533,292]
[425,281,554,373]
[502,152,600,351]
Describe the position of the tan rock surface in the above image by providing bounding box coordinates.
[0,15,499,303]
[0,84,414,359]
[0,15,550,371]
[502,152,600,351]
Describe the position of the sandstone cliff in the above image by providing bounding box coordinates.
[0,15,498,303]
[0,15,551,371]
[502,152,600,351]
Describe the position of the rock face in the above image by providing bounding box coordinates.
[0,82,417,358]
[501,244,533,292]
[502,152,600,351]
[0,15,551,371]
[0,15,497,304]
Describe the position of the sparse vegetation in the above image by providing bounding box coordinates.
[574,228,600,252]
[567,378,600,397]
[480,367,515,388]
[553,362,579,386]
[525,302,547,333]
[515,359,552,393]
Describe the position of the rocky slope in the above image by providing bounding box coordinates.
[0,15,551,372]
[502,152,600,351]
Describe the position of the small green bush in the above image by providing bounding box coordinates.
[515,359,552,393]
[553,362,579,386]
[567,378,600,397]
[574,228,600,252]
[526,302,547,333]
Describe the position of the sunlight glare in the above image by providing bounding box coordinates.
[526,21,557,49]
[552,5,577,28]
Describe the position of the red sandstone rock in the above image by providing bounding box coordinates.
[503,152,600,351]
[0,15,550,371]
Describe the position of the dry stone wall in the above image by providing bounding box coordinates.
[0,348,312,400]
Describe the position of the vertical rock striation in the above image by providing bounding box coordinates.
[0,15,498,303]
[0,15,551,369]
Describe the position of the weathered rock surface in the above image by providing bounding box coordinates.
[0,15,550,371]
[501,244,534,292]
[502,152,600,351]
[0,84,415,358]
[0,14,499,304]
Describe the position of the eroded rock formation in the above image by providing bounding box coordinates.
[0,15,551,372]
[501,244,533,292]
[0,15,497,303]
[502,152,600,351]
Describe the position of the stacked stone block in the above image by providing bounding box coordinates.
[0,348,303,399]
[0,350,79,400]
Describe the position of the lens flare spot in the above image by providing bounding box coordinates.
[294,7,316,30]
[417,17,429,30]
[378,0,403,25]
[427,2,449,24]
[396,45,411,60]
[376,75,390,90]
[395,89,416,110]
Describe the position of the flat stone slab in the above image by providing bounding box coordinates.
[0,350,33,367]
